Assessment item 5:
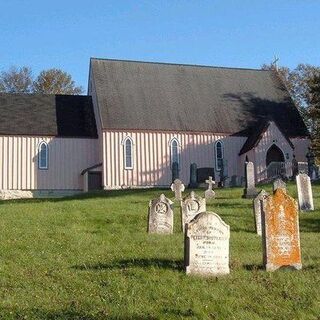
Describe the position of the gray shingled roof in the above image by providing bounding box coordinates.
[91,58,309,137]
[0,93,97,137]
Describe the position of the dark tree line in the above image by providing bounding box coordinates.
[0,66,83,95]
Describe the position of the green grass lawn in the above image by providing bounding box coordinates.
[0,183,319,320]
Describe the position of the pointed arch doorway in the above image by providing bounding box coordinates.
[266,144,285,166]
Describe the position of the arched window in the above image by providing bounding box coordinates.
[170,138,180,166]
[215,140,224,171]
[123,137,133,169]
[38,141,48,169]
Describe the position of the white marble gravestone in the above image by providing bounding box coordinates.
[148,194,174,234]
[296,173,314,211]
[171,179,185,201]
[204,176,215,200]
[253,190,269,236]
[181,191,206,232]
[273,178,286,193]
[243,162,258,198]
[185,211,230,276]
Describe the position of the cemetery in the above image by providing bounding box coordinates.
[0,178,319,319]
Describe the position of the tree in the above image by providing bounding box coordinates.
[0,66,33,93]
[262,62,320,129]
[307,73,320,160]
[261,63,292,93]
[33,68,83,95]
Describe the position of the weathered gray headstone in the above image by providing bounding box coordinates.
[148,194,174,234]
[185,211,230,276]
[170,178,185,201]
[189,163,198,188]
[181,191,206,232]
[296,173,314,211]
[204,176,215,200]
[253,190,269,236]
[273,178,286,193]
[242,162,258,198]
[292,155,299,178]
[172,161,179,182]
[230,175,238,187]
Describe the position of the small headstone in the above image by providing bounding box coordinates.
[172,161,179,182]
[148,194,174,234]
[230,175,238,187]
[253,190,269,236]
[170,178,185,201]
[273,178,286,193]
[219,159,228,188]
[306,147,316,178]
[291,155,299,178]
[181,191,206,232]
[189,163,198,188]
[242,161,258,198]
[204,176,215,200]
[185,211,230,276]
[261,188,302,271]
[296,173,314,211]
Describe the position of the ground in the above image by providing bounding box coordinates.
[0,183,319,320]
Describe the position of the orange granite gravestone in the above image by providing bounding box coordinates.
[262,188,302,271]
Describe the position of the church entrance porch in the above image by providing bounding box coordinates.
[266,144,286,179]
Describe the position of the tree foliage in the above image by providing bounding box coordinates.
[33,68,83,95]
[0,66,83,95]
[0,66,33,93]
[307,73,320,160]
[262,62,320,130]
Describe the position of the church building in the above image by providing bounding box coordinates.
[0,58,310,198]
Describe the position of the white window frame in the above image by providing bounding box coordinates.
[170,138,180,167]
[38,141,48,170]
[215,140,224,171]
[122,136,134,170]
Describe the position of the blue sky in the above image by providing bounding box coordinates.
[1,1,319,91]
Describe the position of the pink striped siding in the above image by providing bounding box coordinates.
[102,130,247,188]
[0,136,99,190]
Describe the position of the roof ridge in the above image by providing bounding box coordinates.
[90,57,268,72]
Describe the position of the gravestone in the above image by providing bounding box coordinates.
[189,163,198,188]
[306,147,316,178]
[204,176,215,200]
[148,194,174,234]
[291,155,299,179]
[219,159,228,188]
[230,175,238,187]
[242,162,258,198]
[296,173,314,211]
[273,178,286,193]
[170,179,185,201]
[253,190,269,236]
[184,211,230,276]
[181,191,206,232]
[261,188,302,271]
[197,168,215,187]
[172,161,179,182]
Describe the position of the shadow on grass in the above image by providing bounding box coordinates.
[0,187,246,205]
[243,264,265,271]
[72,258,184,272]
[0,188,171,205]
[299,218,320,233]
[1,308,156,320]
